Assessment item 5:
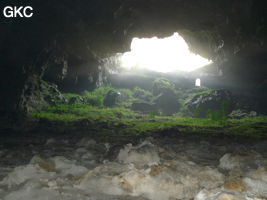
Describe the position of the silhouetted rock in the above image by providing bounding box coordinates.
[104,90,120,107]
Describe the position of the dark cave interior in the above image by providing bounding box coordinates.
[0,1,267,199]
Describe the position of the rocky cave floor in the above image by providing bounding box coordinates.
[0,132,267,200]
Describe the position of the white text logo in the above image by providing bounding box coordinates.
[3,6,33,18]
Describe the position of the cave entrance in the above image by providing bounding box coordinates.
[120,33,212,73]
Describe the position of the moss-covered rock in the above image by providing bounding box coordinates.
[152,78,175,96]
[19,77,66,114]
[185,89,234,118]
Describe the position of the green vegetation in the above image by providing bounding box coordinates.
[185,89,214,103]
[28,84,267,139]
[63,85,134,108]
[30,103,137,122]
[92,84,133,97]
[152,78,175,95]
[206,100,231,123]
[29,101,267,139]
[177,88,214,116]
[83,91,104,106]
[191,89,214,97]
[133,87,153,101]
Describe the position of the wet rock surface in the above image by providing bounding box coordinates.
[0,134,267,200]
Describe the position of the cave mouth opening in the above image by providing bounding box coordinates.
[120,32,213,73]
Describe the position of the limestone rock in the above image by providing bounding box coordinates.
[186,89,234,118]
[30,155,56,172]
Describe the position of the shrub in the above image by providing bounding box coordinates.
[152,78,175,96]
[91,84,114,97]
[133,87,153,101]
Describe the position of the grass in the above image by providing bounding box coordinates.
[225,116,267,138]
[29,101,267,139]
[30,103,137,122]
[31,112,84,122]
[28,85,267,139]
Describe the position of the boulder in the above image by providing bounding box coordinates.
[19,77,67,113]
[131,101,158,113]
[117,91,130,103]
[41,82,67,104]
[103,90,120,107]
[186,89,234,118]
[153,88,179,115]
[152,78,175,96]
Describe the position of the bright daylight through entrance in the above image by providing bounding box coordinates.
[120,32,212,72]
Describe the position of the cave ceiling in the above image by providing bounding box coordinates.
[1,0,266,62]
[0,0,266,95]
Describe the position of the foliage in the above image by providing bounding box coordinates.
[178,89,214,116]
[133,87,153,101]
[90,84,115,97]
[63,85,134,107]
[90,84,133,97]
[192,89,214,97]
[187,89,214,101]
[83,90,104,106]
